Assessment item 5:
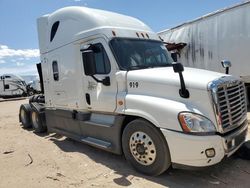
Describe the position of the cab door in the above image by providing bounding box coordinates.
[81,38,118,112]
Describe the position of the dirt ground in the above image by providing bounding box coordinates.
[0,99,249,188]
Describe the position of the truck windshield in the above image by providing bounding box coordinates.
[110,38,173,70]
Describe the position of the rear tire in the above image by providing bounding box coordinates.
[31,110,47,133]
[19,104,32,128]
[29,96,34,104]
[122,119,171,176]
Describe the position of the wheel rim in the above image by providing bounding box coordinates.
[31,111,39,129]
[129,131,156,166]
[29,91,34,96]
[20,109,27,124]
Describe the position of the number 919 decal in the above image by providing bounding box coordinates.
[129,82,139,88]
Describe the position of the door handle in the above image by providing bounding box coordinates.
[85,93,91,105]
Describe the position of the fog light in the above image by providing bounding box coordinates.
[205,148,215,158]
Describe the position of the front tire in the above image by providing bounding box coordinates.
[122,119,171,176]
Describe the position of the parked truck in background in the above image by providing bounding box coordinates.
[19,7,248,175]
[0,74,27,98]
[26,78,41,96]
[158,1,250,102]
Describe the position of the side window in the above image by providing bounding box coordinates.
[52,61,59,81]
[94,44,110,74]
[50,21,60,42]
[82,43,111,75]
[4,84,9,89]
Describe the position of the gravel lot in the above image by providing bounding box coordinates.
[0,99,249,188]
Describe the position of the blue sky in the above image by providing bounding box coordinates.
[0,0,243,75]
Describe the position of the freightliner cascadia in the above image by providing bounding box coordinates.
[19,7,248,175]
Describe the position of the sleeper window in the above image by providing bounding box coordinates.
[52,61,59,81]
[50,21,60,42]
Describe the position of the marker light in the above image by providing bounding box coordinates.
[205,148,215,158]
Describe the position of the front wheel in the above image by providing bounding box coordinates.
[122,119,171,176]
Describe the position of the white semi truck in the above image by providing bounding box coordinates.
[0,74,27,98]
[19,7,248,175]
[26,78,41,96]
[158,1,250,102]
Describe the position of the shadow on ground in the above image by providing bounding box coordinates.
[33,133,250,188]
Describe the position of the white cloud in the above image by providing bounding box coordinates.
[0,59,6,64]
[74,0,81,1]
[0,44,39,59]
[16,62,25,66]
[0,64,37,75]
[0,45,8,49]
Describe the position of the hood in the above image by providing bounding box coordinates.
[125,67,229,125]
[127,67,227,91]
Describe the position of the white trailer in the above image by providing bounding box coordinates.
[158,1,250,100]
[19,7,248,175]
[0,74,27,98]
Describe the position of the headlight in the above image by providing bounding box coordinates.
[178,112,216,133]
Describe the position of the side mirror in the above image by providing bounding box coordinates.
[82,50,96,76]
[221,60,231,68]
[221,60,231,74]
[172,62,184,73]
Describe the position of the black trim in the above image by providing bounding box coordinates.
[36,63,44,94]
[72,110,91,121]
[50,21,59,42]
[161,127,216,136]
[45,109,125,154]
[30,102,45,112]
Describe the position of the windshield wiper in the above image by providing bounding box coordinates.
[128,65,152,70]
[152,63,172,68]
[128,63,172,70]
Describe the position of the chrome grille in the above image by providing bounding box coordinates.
[209,77,247,133]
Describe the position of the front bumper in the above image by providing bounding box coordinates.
[160,120,248,167]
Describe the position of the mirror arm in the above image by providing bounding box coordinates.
[172,62,189,98]
[91,76,110,86]
[178,73,190,98]
[91,75,102,83]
